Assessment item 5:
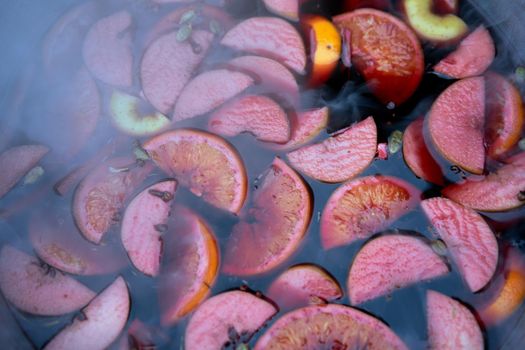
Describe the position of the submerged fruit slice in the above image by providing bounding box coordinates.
[254,304,408,350]
[83,11,133,87]
[442,153,525,211]
[402,0,467,43]
[263,0,299,21]
[321,175,421,249]
[121,180,177,276]
[272,107,329,151]
[301,15,342,87]
[110,91,170,136]
[348,234,449,304]
[403,118,444,185]
[287,116,377,183]
[159,206,219,325]
[185,290,278,349]
[427,290,483,350]
[221,17,306,74]
[0,144,49,199]
[223,158,312,275]
[434,26,495,79]
[73,158,153,244]
[479,248,525,325]
[173,69,254,122]
[267,264,342,309]
[0,246,95,316]
[422,197,498,292]
[427,76,485,174]
[208,95,291,143]
[143,129,247,214]
[44,276,130,350]
[228,55,299,107]
[334,9,424,105]
[485,72,525,159]
[141,30,213,114]
[30,212,127,276]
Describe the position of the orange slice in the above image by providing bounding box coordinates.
[143,129,248,214]
[223,158,312,276]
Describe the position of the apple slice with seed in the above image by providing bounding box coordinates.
[173,69,254,122]
[110,91,170,136]
[321,175,421,249]
[0,246,95,316]
[485,72,525,159]
[83,11,133,87]
[143,129,248,214]
[141,30,214,114]
[185,290,278,349]
[427,76,485,174]
[267,263,342,309]
[434,26,495,79]
[121,180,177,276]
[422,197,498,292]
[30,212,127,276]
[427,290,483,350]
[227,55,300,107]
[287,116,377,183]
[208,95,291,143]
[0,144,49,199]
[221,17,306,74]
[159,205,219,326]
[73,158,153,244]
[402,0,467,43]
[44,276,130,350]
[442,152,525,212]
[348,234,449,304]
[223,158,312,276]
[254,304,408,350]
[403,118,444,185]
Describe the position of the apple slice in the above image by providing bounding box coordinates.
[159,205,219,325]
[185,290,278,349]
[223,158,312,276]
[485,72,525,159]
[348,234,449,304]
[121,180,177,277]
[143,129,248,214]
[403,118,444,185]
[301,15,342,87]
[434,26,495,79]
[421,197,498,292]
[287,116,377,183]
[44,276,130,350]
[0,246,95,316]
[73,158,153,244]
[221,17,306,74]
[442,152,525,212]
[267,263,343,309]
[254,304,408,350]
[334,9,424,105]
[173,69,254,122]
[0,144,49,199]
[321,175,421,249]
[30,212,127,276]
[83,11,133,87]
[427,76,485,174]
[141,30,214,114]
[110,91,170,136]
[208,95,291,143]
[402,0,468,43]
[227,55,300,107]
[427,290,484,350]
[263,0,299,21]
